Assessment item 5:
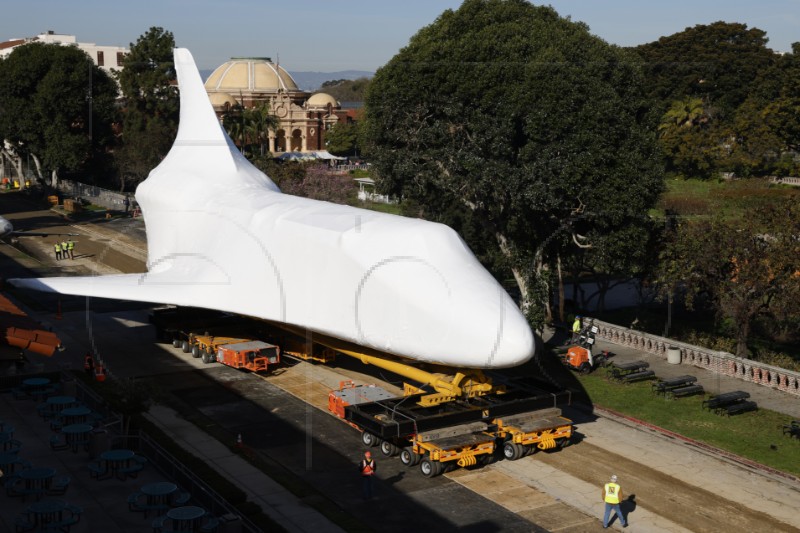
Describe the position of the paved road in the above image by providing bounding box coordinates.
[3,190,800,532]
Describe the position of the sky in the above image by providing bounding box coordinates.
[1,1,798,73]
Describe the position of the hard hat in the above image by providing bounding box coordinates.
[576,315,582,319]
[610,475,617,482]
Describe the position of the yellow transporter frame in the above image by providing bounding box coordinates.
[404,422,497,477]
[492,408,573,460]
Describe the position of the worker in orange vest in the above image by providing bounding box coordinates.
[84,352,95,376]
[94,361,107,382]
[359,450,377,500]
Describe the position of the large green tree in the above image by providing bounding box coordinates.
[0,42,117,188]
[658,199,800,357]
[364,0,664,328]
[114,27,178,191]
[635,22,776,119]
[728,42,800,176]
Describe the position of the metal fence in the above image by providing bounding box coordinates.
[54,179,132,211]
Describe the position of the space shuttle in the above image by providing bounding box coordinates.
[8,49,534,369]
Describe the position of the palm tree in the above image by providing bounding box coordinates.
[660,97,706,132]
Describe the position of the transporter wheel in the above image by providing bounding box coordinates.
[420,458,443,478]
[172,339,181,348]
[201,352,214,364]
[578,362,591,374]
[380,440,399,457]
[361,432,379,448]
[558,437,572,449]
[400,447,421,467]
[522,445,536,457]
[191,345,201,358]
[181,341,191,353]
[503,441,523,461]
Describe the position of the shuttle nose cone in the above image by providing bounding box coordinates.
[490,298,535,368]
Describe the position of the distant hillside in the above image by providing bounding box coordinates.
[291,70,374,92]
[200,69,374,92]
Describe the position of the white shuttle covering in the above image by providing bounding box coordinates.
[9,49,534,369]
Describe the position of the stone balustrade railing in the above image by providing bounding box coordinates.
[592,319,800,397]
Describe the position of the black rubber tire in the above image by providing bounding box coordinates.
[400,447,421,467]
[201,352,214,364]
[191,345,200,358]
[503,441,523,461]
[579,363,591,374]
[380,440,399,457]
[420,459,442,478]
[558,437,572,449]
[172,339,181,348]
[361,432,378,447]
[181,340,191,353]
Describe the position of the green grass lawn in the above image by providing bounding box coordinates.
[654,177,800,219]
[576,372,800,477]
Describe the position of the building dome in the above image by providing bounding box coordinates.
[307,92,339,109]
[204,57,299,93]
[208,92,238,108]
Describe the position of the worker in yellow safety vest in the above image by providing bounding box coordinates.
[571,315,582,343]
[67,239,75,259]
[54,242,62,261]
[602,474,627,528]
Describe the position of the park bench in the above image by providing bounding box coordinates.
[723,400,758,416]
[619,370,656,383]
[49,435,68,451]
[48,475,71,496]
[702,391,750,411]
[783,421,800,439]
[152,514,168,533]
[652,375,697,395]
[13,514,35,533]
[88,460,108,479]
[200,515,220,533]
[117,463,144,479]
[666,384,704,399]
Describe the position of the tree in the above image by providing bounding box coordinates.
[635,22,776,119]
[114,27,178,191]
[319,77,372,102]
[364,0,664,328]
[277,164,355,204]
[658,199,800,357]
[657,97,720,178]
[729,42,800,176]
[325,121,361,156]
[0,42,118,188]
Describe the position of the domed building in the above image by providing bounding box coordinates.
[204,57,348,154]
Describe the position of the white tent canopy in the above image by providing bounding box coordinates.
[277,150,346,161]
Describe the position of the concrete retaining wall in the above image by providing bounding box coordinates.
[592,319,800,397]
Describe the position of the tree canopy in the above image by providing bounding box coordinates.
[364,0,664,327]
[0,42,118,186]
[635,22,776,119]
[114,27,178,190]
[658,199,800,357]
